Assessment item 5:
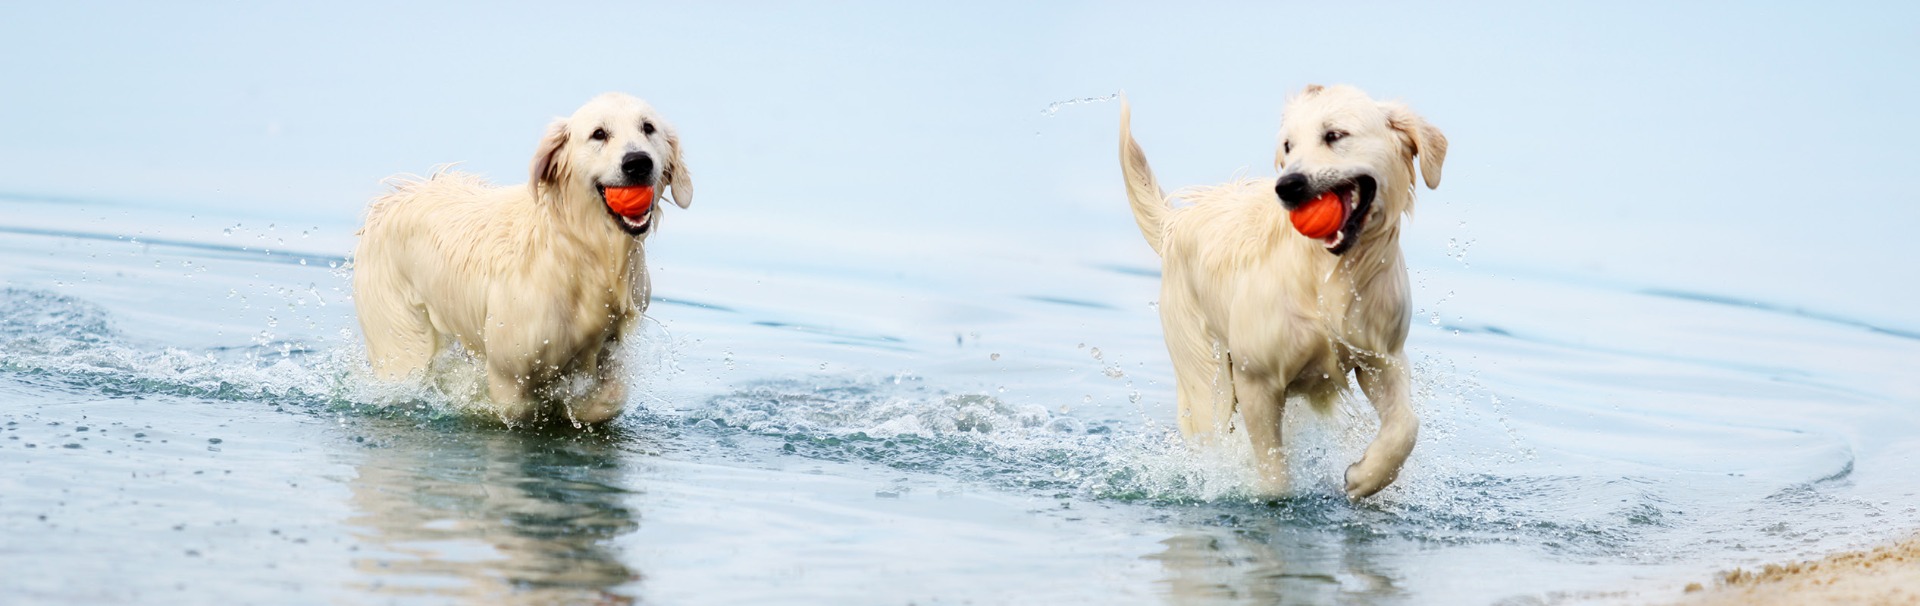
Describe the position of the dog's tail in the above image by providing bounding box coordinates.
[1119,97,1170,257]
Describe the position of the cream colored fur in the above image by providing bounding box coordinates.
[353,93,693,425]
[1120,85,1446,498]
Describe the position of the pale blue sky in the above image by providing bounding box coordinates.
[4,2,1917,325]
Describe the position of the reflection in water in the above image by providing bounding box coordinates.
[343,420,647,604]
[1148,506,1403,605]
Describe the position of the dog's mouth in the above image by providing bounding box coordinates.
[1319,176,1377,256]
[597,184,653,236]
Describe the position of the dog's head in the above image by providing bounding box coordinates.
[1273,84,1445,255]
[531,93,693,237]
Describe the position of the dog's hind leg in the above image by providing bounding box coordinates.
[1162,299,1236,441]
[1346,351,1418,498]
[355,282,438,381]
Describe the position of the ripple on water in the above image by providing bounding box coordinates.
[1,284,1884,578]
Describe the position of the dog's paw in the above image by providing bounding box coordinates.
[568,400,624,425]
[1253,475,1291,499]
[566,379,628,425]
[1247,463,1293,499]
[1343,461,1397,499]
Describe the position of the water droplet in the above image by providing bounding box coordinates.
[1039,91,1119,117]
[989,353,1000,361]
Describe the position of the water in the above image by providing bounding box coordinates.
[3,190,1917,605]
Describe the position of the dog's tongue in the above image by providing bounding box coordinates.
[604,186,654,218]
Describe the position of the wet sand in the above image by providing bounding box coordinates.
[1671,534,1920,605]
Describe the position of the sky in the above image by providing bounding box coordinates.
[3,1,1917,327]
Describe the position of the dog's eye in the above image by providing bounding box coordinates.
[1283,140,1292,154]
[641,121,656,136]
[1323,130,1346,145]
[590,128,608,142]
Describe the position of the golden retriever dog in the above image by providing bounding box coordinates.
[353,93,693,425]
[1119,84,1446,498]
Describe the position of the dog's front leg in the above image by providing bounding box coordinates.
[1347,351,1418,498]
[567,343,627,424]
[1234,371,1291,497]
[485,358,540,425]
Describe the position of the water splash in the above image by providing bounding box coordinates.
[681,376,1259,502]
[0,287,685,428]
[672,370,1670,556]
[1040,92,1120,117]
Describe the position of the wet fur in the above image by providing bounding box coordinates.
[1120,85,1446,498]
[353,93,692,425]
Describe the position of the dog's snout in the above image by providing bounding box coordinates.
[1275,173,1310,207]
[621,152,654,184]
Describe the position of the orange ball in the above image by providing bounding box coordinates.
[604,185,655,218]
[1289,191,1346,239]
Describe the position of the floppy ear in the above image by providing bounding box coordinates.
[663,127,693,209]
[1383,102,1447,189]
[529,118,569,196]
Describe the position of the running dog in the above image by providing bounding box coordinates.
[1120,84,1446,497]
[353,93,693,425]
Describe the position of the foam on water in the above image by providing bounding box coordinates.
[0,287,358,405]
[0,286,683,428]
[668,359,1680,560]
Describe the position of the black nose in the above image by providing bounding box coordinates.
[621,152,654,184]
[1275,173,1310,207]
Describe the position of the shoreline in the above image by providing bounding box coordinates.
[1666,534,1920,605]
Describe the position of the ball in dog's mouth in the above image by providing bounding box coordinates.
[1290,191,1347,242]
[600,185,654,235]
[1312,177,1378,255]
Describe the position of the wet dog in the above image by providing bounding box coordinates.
[1120,85,1446,497]
[353,93,693,424]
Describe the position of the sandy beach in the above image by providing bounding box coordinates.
[1670,535,1920,605]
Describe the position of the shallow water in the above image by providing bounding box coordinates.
[3,192,1918,605]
